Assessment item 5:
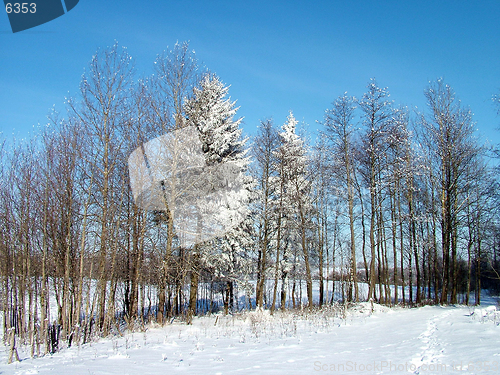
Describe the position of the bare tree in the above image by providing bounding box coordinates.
[420,79,483,304]
[68,42,135,332]
[253,119,279,309]
[148,42,199,322]
[324,93,359,302]
[358,79,393,302]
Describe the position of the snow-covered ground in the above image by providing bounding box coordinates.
[2,300,500,374]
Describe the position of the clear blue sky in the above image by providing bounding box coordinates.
[1,0,499,145]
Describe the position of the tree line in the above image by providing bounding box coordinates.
[1,41,499,360]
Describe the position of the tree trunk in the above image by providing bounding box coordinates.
[187,251,200,323]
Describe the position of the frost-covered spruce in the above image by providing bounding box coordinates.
[185,74,246,165]
[185,74,256,313]
[272,112,314,309]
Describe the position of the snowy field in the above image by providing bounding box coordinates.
[2,300,500,374]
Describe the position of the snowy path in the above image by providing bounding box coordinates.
[1,304,499,374]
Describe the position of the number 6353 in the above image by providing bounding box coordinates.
[5,3,37,14]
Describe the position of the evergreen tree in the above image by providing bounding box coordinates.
[274,112,314,309]
[185,74,246,165]
[185,73,254,314]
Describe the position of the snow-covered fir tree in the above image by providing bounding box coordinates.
[185,74,246,165]
[273,112,314,309]
[184,73,255,314]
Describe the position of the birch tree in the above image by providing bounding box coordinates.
[358,79,393,302]
[252,119,279,308]
[420,79,482,304]
[324,93,359,302]
[67,43,135,332]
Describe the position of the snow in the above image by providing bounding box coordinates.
[2,302,500,374]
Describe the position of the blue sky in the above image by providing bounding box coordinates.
[1,0,499,145]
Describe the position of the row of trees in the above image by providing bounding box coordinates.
[1,42,499,360]
[253,79,499,311]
